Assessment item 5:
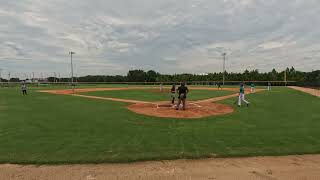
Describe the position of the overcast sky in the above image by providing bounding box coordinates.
[0,0,319,78]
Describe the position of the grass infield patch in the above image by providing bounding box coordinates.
[80,89,234,102]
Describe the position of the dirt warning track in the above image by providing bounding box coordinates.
[40,87,263,119]
[2,154,320,180]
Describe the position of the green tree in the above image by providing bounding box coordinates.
[146,70,158,82]
[127,70,147,82]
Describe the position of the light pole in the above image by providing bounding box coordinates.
[32,72,35,83]
[0,68,2,86]
[69,51,75,92]
[284,69,287,86]
[53,72,57,83]
[8,72,10,85]
[222,52,226,85]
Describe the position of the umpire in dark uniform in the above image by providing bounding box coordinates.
[176,82,189,110]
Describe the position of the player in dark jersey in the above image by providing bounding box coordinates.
[170,84,176,104]
[217,82,221,90]
[176,82,189,110]
[250,82,255,93]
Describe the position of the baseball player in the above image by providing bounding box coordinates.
[267,82,271,91]
[170,84,176,104]
[160,83,163,92]
[21,81,27,95]
[250,82,255,93]
[217,82,221,90]
[238,83,249,107]
[176,82,189,110]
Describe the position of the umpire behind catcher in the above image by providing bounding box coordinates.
[176,82,189,110]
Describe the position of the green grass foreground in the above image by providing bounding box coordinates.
[0,86,319,164]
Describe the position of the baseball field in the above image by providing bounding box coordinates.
[0,85,319,165]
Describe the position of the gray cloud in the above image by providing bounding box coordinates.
[0,0,319,78]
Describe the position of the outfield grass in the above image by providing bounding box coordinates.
[0,86,319,164]
[80,89,234,102]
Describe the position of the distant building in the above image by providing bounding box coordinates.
[197,73,209,76]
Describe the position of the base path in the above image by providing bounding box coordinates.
[71,94,152,104]
[288,86,320,97]
[40,87,263,119]
[196,89,265,103]
[1,155,320,180]
[38,87,151,95]
[38,86,240,95]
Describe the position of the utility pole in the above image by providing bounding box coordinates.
[284,69,287,86]
[222,52,226,85]
[53,72,57,83]
[69,51,75,92]
[32,72,35,83]
[75,73,78,83]
[0,68,2,86]
[8,72,10,85]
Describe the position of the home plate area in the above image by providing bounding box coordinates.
[128,101,234,119]
[156,102,202,108]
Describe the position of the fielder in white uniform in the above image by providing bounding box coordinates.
[238,83,250,107]
[267,82,272,91]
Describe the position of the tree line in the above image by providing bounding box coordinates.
[1,67,319,87]
[61,67,319,87]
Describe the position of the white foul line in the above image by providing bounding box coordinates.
[189,103,202,108]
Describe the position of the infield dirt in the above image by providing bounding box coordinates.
[288,86,320,97]
[40,87,263,118]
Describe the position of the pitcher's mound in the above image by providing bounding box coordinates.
[127,102,234,119]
